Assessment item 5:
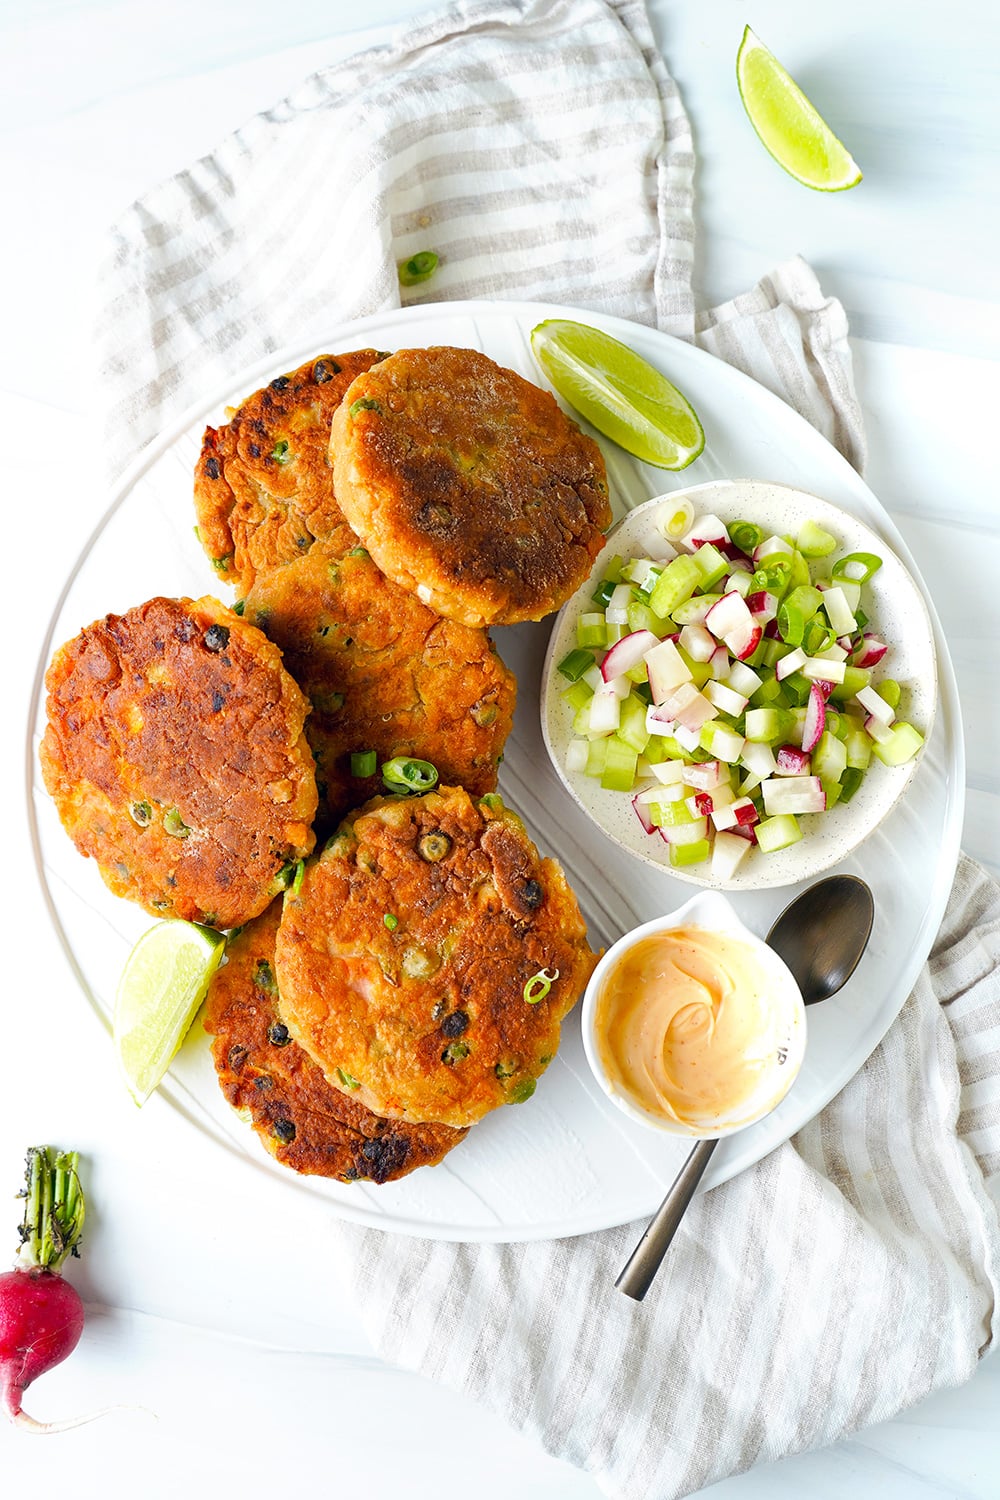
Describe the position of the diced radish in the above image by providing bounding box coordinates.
[582,664,604,693]
[813,679,836,701]
[855,633,889,669]
[761,776,826,816]
[678,623,717,663]
[741,740,777,779]
[644,638,692,703]
[727,821,758,843]
[685,760,725,791]
[631,795,656,834]
[690,792,715,818]
[704,679,748,715]
[864,713,895,745]
[704,591,752,641]
[820,584,857,635]
[660,817,709,846]
[623,556,661,589]
[601,629,660,682]
[565,740,588,774]
[746,590,779,623]
[678,514,730,551]
[801,683,827,752]
[856,685,895,723]
[722,547,755,572]
[630,521,679,563]
[671,722,703,751]
[700,723,746,764]
[763,619,781,639]
[637,780,685,804]
[726,661,762,697]
[753,535,793,563]
[588,685,622,734]
[711,831,752,879]
[605,582,633,625]
[724,569,753,598]
[660,681,718,732]
[819,577,861,613]
[801,656,846,684]
[712,796,758,831]
[775,744,812,776]
[776,647,807,681]
[709,645,731,678]
[644,759,686,786]
[814,642,849,662]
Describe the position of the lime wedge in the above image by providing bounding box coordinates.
[114,921,226,1105]
[737,26,862,191]
[530,319,704,470]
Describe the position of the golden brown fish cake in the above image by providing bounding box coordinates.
[329,346,612,629]
[275,787,598,1128]
[243,543,516,829]
[39,596,317,928]
[204,904,466,1183]
[194,349,385,593]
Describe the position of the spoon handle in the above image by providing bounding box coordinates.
[616,1138,719,1301]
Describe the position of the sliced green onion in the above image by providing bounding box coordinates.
[271,439,291,464]
[729,520,764,554]
[523,967,560,1004]
[659,497,695,539]
[290,859,305,897]
[163,807,190,838]
[558,647,595,682]
[479,792,504,814]
[383,913,398,931]
[336,1068,361,1090]
[350,749,377,778]
[576,612,606,648]
[776,585,822,647]
[349,398,381,417]
[832,551,883,584]
[591,578,618,608]
[398,250,439,286]
[381,756,439,793]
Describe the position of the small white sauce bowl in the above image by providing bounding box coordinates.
[582,889,807,1139]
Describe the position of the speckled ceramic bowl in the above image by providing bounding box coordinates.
[541,480,937,891]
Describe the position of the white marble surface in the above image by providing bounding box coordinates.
[3,2,998,1496]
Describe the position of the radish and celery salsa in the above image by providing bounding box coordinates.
[556,500,925,879]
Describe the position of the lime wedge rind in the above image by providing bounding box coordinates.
[114,920,226,1105]
[736,26,862,193]
[530,320,705,471]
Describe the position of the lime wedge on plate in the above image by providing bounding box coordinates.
[737,26,862,191]
[530,319,705,470]
[114,920,226,1105]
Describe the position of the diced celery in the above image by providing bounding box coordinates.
[757,639,791,670]
[577,612,606,648]
[646,734,693,765]
[562,679,593,711]
[573,702,594,736]
[871,722,924,767]
[797,520,837,558]
[565,739,589,774]
[812,731,848,783]
[781,672,811,707]
[669,839,711,868]
[787,551,812,590]
[843,721,872,770]
[821,777,843,809]
[676,647,713,689]
[755,813,803,853]
[830,665,872,701]
[603,554,626,585]
[652,798,696,828]
[699,721,745,763]
[604,621,626,645]
[752,676,788,707]
[744,707,795,744]
[618,695,650,754]
[673,593,722,625]
[692,542,729,589]
[585,739,608,778]
[601,737,638,791]
[647,554,702,617]
[627,601,670,636]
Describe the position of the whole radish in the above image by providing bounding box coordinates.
[1,1146,93,1433]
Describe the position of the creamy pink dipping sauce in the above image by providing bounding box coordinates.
[595,925,785,1129]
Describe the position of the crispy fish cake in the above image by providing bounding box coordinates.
[204,905,465,1183]
[275,788,598,1128]
[194,350,385,593]
[243,543,516,828]
[329,346,612,629]
[40,597,317,928]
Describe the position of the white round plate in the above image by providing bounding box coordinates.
[542,479,938,890]
[28,300,964,1242]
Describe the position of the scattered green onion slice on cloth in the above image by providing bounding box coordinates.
[398,250,439,286]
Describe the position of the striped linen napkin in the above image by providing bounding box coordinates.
[93,1,1000,1495]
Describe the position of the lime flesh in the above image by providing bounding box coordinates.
[530,319,705,471]
[114,921,226,1105]
[736,27,862,192]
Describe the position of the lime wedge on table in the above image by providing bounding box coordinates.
[114,921,226,1105]
[530,319,704,470]
[737,26,862,191]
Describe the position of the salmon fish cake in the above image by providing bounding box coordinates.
[275,787,598,1128]
[243,543,516,829]
[40,596,317,928]
[204,904,466,1183]
[194,349,385,593]
[329,346,612,629]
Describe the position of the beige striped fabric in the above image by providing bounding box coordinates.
[93,2,999,1495]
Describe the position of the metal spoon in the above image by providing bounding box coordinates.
[616,874,874,1301]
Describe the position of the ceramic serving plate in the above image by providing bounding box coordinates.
[28,299,964,1241]
[542,479,938,890]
